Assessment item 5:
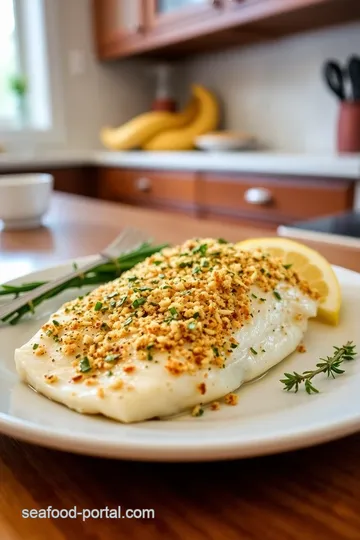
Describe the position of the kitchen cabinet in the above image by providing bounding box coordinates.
[98,168,198,215]
[93,0,360,60]
[97,167,355,226]
[92,0,146,59]
[198,173,355,225]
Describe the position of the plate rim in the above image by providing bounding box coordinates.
[1,258,359,461]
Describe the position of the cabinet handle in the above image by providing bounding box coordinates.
[244,188,273,206]
[135,177,151,192]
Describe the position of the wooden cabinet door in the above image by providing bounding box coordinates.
[145,0,223,39]
[93,0,146,59]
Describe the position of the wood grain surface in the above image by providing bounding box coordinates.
[1,193,360,540]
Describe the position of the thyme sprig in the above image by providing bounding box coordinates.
[281,341,357,394]
[0,243,167,326]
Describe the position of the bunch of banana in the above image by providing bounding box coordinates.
[100,85,219,152]
[144,85,219,151]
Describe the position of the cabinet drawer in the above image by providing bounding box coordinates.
[199,174,354,224]
[98,168,197,212]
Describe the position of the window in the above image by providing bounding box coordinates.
[0,0,55,134]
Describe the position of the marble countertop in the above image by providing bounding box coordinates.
[0,150,359,179]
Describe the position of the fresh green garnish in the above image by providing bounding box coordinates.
[161,285,172,289]
[273,291,282,301]
[123,317,133,327]
[107,371,113,377]
[79,357,91,373]
[188,321,196,330]
[230,343,238,349]
[46,329,53,337]
[105,354,119,363]
[118,296,127,307]
[147,344,154,361]
[52,319,60,327]
[251,294,258,299]
[101,322,110,331]
[169,307,178,318]
[193,312,200,319]
[132,297,146,309]
[134,287,153,292]
[250,347,258,355]
[212,346,219,357]
[260,298,266,302]
[153,260,162,266]
[32,343,39,350]
[192,243,208,256]
[179,261,193,269]
[94,301,103,311]
[281,342,357,394]
[193,266,201,275]
[128,276,138,282]
[283,264,293,270]
[107,292,118,299]
[217,238,228,244]
[201,259,210,268]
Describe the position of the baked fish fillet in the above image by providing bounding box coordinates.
[15,239,318,423]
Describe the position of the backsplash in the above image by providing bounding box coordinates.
[182,22,360,154]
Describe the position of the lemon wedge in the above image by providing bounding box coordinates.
[236,237,341,325]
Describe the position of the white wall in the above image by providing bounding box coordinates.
[182,22,360,154]
[52,0,154,151]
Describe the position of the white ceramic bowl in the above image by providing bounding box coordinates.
[195,134,256,152]
[0,174,53,230]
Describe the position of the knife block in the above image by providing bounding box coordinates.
[337,101,360,153]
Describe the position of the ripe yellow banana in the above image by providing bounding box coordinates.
[100,99,198,151]
[143,85,220,151]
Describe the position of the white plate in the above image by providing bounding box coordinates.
[0,259,359,461]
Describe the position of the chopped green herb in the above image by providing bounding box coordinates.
[32,343,39,350]
[193,266,201,275]
[273,291,282,301]
[193,312,200,319]
[188,321,196,330]
[134,287,153,292]
[118,296,127,307]
[283,264,293,270]
[194,407,204,417]
[217,238,228,244]
[212,346,220,357]
[109,301,116,309]
[132,297,146,309]
[169,307,178,318]
[105,354,119,363]
[79,356,91,373]
[153,260,162,266]
[179,261,193,268]
[46,329,53,337]
[260,268,265,274]
[192,243,208,256]
[159,274,165,279]
[260,298,266,302]
[128,276,138,282]
[107,371,113,377]
[201,259,210,268]
[52,319,60,327]
[230,343,238,349]
[161,285,172,289]
[147,344,154,361]
[250,347,258,355]
[251,294,258,299]
[150,302,159,307]
[101,322,110,331]
[123,317,133,327]
[107,292,118,299]
[94,301,103,311]
[78,295,84,300]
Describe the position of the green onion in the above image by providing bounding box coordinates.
[230,343,238,349]
[52,319,60,326]
[132,297,146,309]
[128,276,138,282]
[32,343,39,350]
[80,357,91,373]
[188,321,196,330]
[212,346,219,357]
[193,266,201,275]
[123,317,133,327]
[118,296,127,307]
[273,291,282,301]
[105,354,119,363]
[94,301,103,311]
[169,307,178,318]
[153,260,162,266]
[217,238,228,244]
[283,264,293,270]
[251,294,258,299]
[193,312,200,319]
[250,347,258,355]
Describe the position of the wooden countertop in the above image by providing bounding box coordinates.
[1,193,360,540]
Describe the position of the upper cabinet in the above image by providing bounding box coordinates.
[93,0,360,60]
[92,0,146,58]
